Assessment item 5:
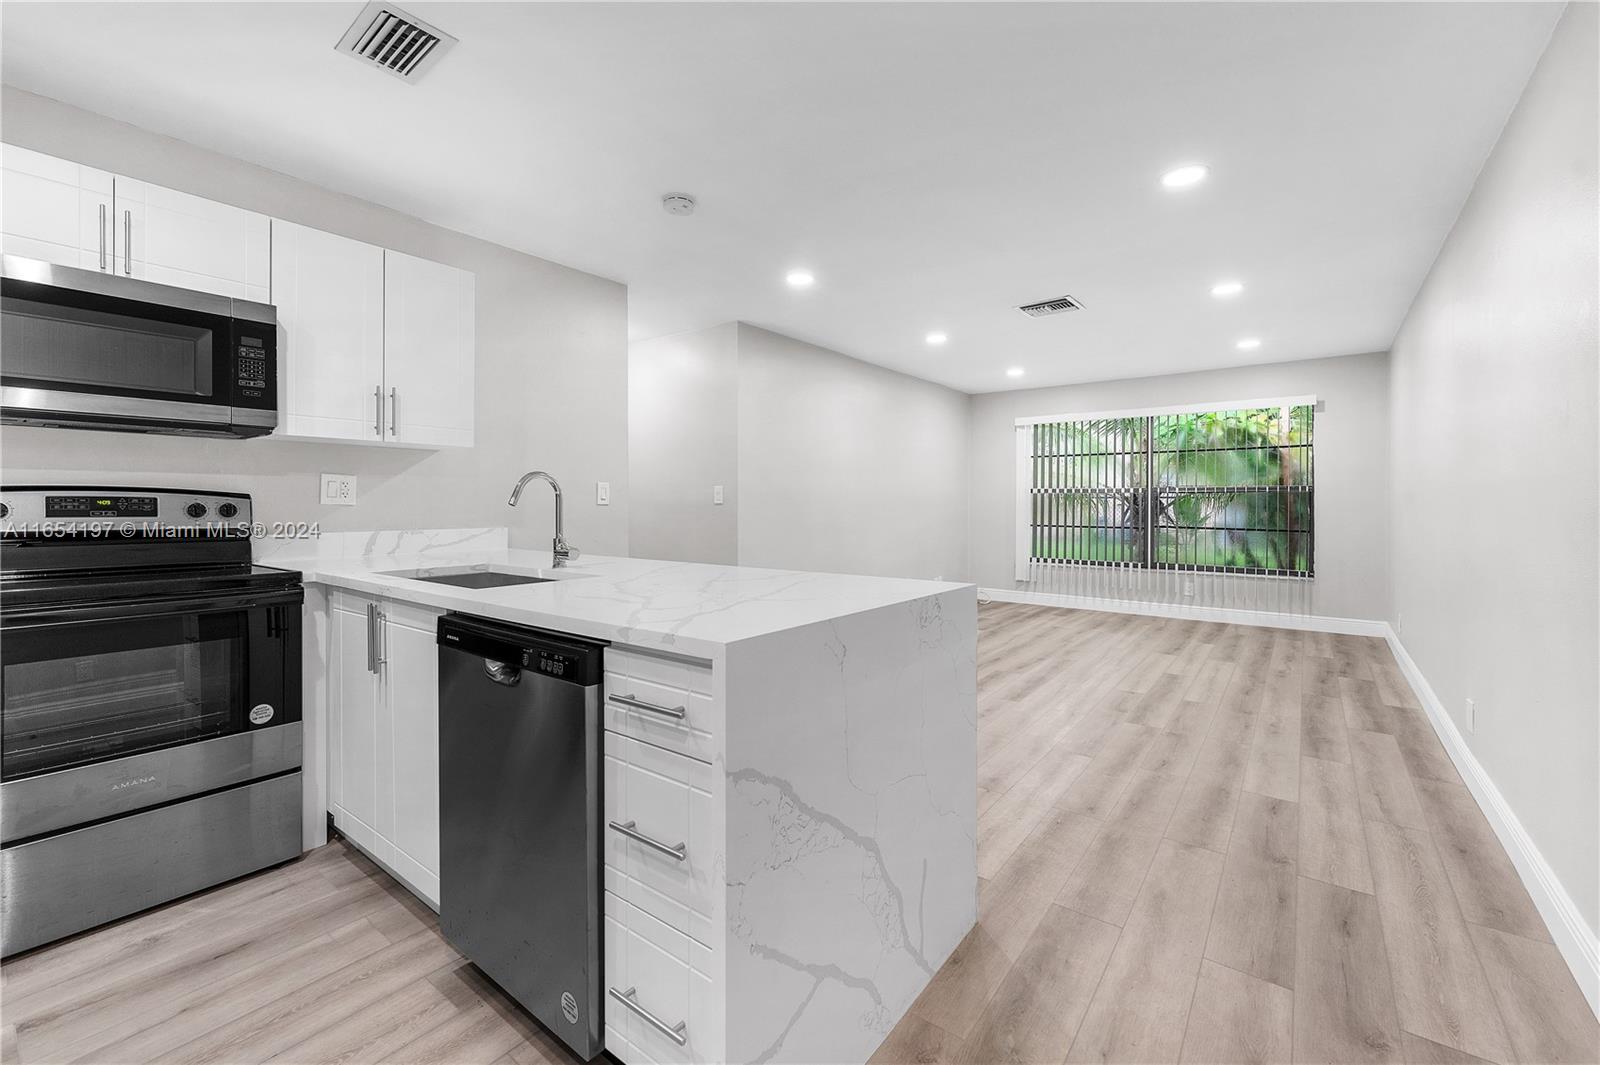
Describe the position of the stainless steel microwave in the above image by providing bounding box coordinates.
[0,255,277,438]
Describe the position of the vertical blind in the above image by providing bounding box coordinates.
[1026,404,1314,578]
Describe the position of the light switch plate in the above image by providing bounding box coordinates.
[596,481,611,506]
[713,485,725,505]
[320,473,357,505]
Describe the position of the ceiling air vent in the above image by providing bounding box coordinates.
[336,1,458,82]
[1018,295,1084,318]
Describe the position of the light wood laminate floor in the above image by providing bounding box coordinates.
[4,604,1594,1064]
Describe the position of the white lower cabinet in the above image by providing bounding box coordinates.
[326,590,441,906]
[604,891,721,1065]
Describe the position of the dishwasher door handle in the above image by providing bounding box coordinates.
[609,986,687,1046]
[608,820,687,861]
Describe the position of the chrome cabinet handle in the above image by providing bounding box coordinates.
[374,385,383,437]
[389,387,397,436]
[608,986,687,1046]
[99,204,107,270]
[366,603,378,673]
[609,693,687,721]
[608,819,687,861]
[122,210,131,275]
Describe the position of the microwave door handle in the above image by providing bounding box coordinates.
[123,209,132,276]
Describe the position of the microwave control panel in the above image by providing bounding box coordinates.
[235,335,269,393]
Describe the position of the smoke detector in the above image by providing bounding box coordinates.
[336,1,458,83]
[1018,295,1084,317]
[662,193,697,216]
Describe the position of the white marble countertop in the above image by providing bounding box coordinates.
[267,539,972,660]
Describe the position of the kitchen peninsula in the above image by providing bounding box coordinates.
[275,530,978,1065]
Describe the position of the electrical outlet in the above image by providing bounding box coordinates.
[1466,697,1477,734]
[1396,611,1404,634]
[713,485,725,505]
[320,473,357,506]
[1183,579,1196,597]
[596,481,610,506]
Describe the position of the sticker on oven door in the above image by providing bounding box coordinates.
[249,703,275,725]
[561,991,579,1024]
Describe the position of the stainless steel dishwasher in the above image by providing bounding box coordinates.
[437,613,607,1061]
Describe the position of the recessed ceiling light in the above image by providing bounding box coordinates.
[1211,280,1244,298]
[925,332,948,346]
[785,269,815,289]
[1161,164,1209,189]
[1006,367,1025,378]
[1236,337,1262,351]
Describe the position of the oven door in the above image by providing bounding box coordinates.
[0,255,276,437]
[0,587,302,838]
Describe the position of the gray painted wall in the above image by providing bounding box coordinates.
[0,88,631,557]
[627,323,971,581]
[969,352,1392,622]
[1388,2,1598,933]
[628,324,739,564]
[736,324,970,581]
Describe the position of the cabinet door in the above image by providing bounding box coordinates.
[383,604,442,904]
[114,176,270,301]
[330,599,382,854]
[1,144,112,270]
[383,250,475,448]
[271,220,386,442]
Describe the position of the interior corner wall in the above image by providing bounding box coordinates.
[0,88,632,556]
[967,351,1393,623]
[627,323,972,581]
[733,324,971,582]
[1387,0,1599,946]
[628,324,740,565]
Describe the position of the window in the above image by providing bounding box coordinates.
[1018,402,1314,578]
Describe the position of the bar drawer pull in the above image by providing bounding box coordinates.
[608,819,687,861]
[609,986,687,1046]
[609,693,687,721]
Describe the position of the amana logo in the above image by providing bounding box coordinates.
[110,775,158,791]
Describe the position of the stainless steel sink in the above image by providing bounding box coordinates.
[401,571,554,589]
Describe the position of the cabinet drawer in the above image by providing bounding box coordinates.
[604,890,720,1065]
[603,673,716,765]
[603,733,717,948]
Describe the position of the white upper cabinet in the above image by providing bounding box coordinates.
[113,177,270,302]
[1,144,475,450]
[1,144,113,270]
[270,220,386,442]
[383,250,475,448]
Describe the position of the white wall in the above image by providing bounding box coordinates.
[627,323,971,581]
[628,324,739,564]
[734,325,970,581]
[968,352,1392,623]
[0,88,631,557]
[1388,0,1598,946]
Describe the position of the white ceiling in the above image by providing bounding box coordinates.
[1,2,1562,393]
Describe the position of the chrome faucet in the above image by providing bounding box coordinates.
[508,470,576,567]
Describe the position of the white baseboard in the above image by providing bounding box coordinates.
[1383,625,1599,1019]
[978,586,1388,636]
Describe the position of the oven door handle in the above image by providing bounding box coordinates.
[1,589,303,628]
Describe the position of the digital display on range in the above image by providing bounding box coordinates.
[45,495,159,518]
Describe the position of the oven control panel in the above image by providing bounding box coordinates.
[45,495,160,518]
[0,489,253,535]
